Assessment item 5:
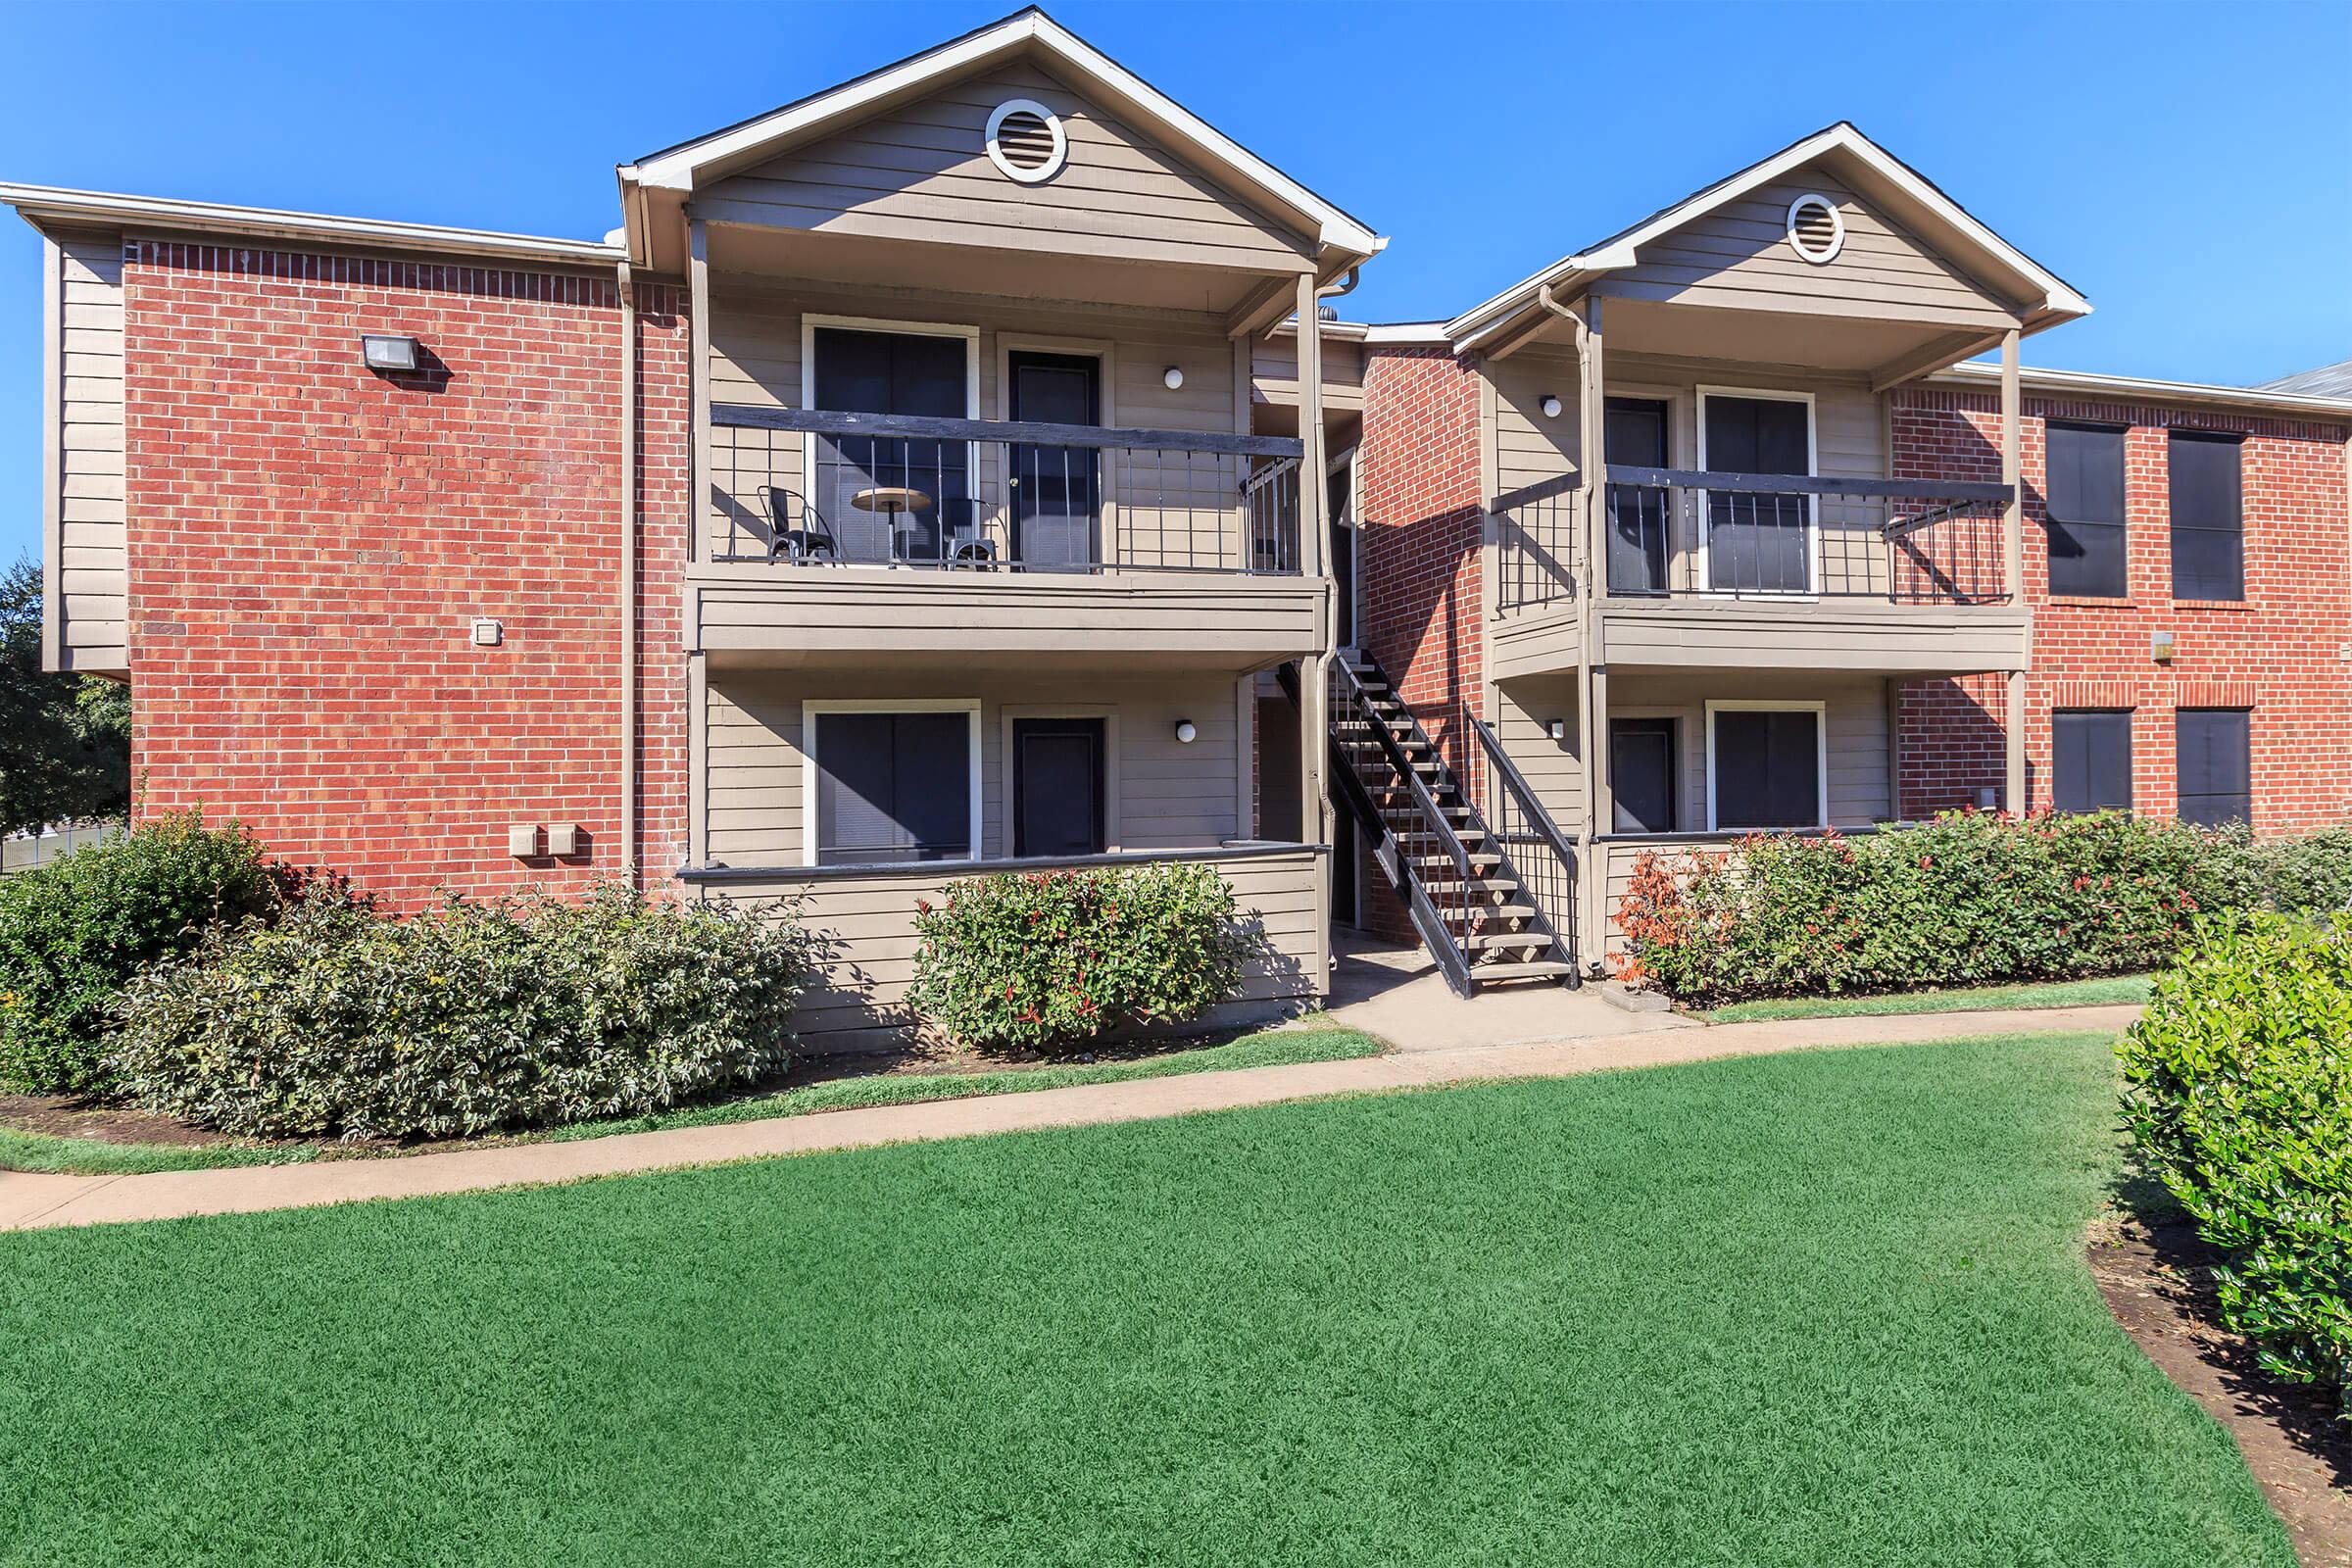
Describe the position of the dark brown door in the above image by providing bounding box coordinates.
[1007,352,1101,569]
[1012,717,1106,858]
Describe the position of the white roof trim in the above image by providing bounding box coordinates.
[1445,122,2088,344]
[1936,360,2352,419]
[1361,321,1451,344]
[628,9,1382,258]
[0,182,620,267]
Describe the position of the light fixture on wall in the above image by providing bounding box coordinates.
[1174,719,1198,744]
[1539,395,1562,419]
[361,333,421,372]
[1163,366,1184,391]
[2151,628,2177,663]
[1546,719,1567,742]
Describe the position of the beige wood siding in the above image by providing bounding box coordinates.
[1597,600,2030,674]
[692,571,1324,664]
[52,231,126,672]
[698,61,1314,274]
[691,845,1323,1049]
[706,668,1247,866]
[706,281,1247,565]
[1252,334,1365,413]
[1606,172,2021,330]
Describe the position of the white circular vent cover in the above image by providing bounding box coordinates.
[985,99,1067,183]
[1786,193,1845,264]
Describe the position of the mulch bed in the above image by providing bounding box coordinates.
[2089,1214,2351,1566]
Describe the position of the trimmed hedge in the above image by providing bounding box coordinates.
[1618,811,2352,1004]
[0,812,288,1094]
[906,862,1248,1053]
[2119,914,2351,1418]
[114,886,811,1141]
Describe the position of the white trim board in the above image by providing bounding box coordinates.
[1703,700,1830,832]
[800,698,985,868]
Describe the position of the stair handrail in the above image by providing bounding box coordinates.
[1327,660,1481,995]
[1467,711,1581,979]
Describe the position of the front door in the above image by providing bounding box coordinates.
[1012,717,1107,858]
[1007,352,1102,569]
[1702,394,1813,594]
[1603,397,1670,596]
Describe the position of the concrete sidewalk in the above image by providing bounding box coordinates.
[1322,930,1694,1051]
[0,1003,2143,1234]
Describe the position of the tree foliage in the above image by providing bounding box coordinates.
[0,558,129,834]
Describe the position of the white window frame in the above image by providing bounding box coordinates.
[800,315,984,568]
[1694,385,1820,601]
[801,698,984,869]
[1704,699,1830,832]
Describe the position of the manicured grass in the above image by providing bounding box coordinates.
[0,1023,1382,1175]
[1704,971,2155,1022]
[0,1029,2288,1565]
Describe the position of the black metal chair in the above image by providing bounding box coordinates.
[757,485,839,564]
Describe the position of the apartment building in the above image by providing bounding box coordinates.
[11,12,2348,1015]
[8,9,1376,1044]
[1345,126,2352,981]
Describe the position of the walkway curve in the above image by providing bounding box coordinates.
[0,1004,2144,1234]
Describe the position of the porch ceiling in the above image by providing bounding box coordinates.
[705,220,1290,316]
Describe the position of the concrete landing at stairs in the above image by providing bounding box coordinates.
[1323,929,1693,1052]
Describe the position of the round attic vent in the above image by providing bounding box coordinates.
[1786,193,1845,264]
[986,99,1067,183]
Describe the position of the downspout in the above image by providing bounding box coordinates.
[1539,283,1599,974]
[616,260,638,884]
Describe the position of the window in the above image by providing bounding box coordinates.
[1707,704,1825,830]
[2176,709,2251,827]
[2044,422,2128,598]
[2052,710,2132,814]
[1011,717,1106,858]
[1699,391,1815,595]
[805,322,975,564]
[806,707,977,866]
[2170,431,2244,601]
[1603,397,1671,596]
[1609,716,1679,833]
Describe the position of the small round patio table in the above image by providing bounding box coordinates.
[850,485,933,562]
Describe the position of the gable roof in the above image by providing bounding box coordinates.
[622,7,1381,263]
[2260,358,2352,398]
[1445,122,2090,348]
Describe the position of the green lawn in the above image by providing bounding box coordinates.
[1704,972,2155,1022]
[0,1030,2288,1567]
[0,1023,1383,1175]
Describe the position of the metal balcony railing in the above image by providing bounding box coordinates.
[710,406,1304,575]
[1494,467,2016,609]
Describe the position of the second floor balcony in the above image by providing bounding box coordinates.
[691,406,1326,671]
[1493,466,2029,679]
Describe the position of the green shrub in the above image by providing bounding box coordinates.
[2118,914,2352,1418]
[113,886,811,1141]
[1619,810,2233,1004]
[906,862,1249,1053]
[0,811,286,1094]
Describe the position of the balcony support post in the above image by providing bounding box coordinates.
[1999,326,2022,599]
[1571,291,1605,971]
[688,219,711,569]
[1294,272,1332,939]
[2005,668,2028,816]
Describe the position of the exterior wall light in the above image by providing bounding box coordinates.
[1163,366,1184,391]
[2151,629,2177,662]
[1547,719,1567,741]
[1539,394,1563,419]
[361,333,420,372]
[1174,719,1198,744]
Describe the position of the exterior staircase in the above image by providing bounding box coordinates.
[1313,651,1581,996]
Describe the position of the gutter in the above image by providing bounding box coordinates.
[0,181,620,268]
[1931,360,2352,421]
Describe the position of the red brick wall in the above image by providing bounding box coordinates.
[1353,345,1487,938]
[124,240,692,906]
[1893,388,2351,830]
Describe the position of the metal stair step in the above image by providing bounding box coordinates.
[1462,929,1553,952]
[1474,960,1581,982]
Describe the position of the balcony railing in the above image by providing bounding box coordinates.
[1494,467,2015,610]
[710,406,1303,575]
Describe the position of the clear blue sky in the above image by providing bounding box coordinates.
[4,0,2346,565]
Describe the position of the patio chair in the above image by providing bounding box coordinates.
[757,485,839,564]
